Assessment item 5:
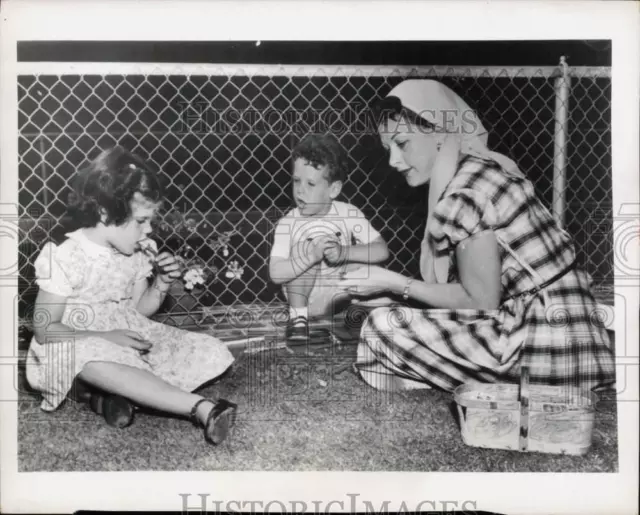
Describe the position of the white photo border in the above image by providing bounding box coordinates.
[1,1,638,514]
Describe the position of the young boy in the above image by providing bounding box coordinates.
[269,133,390,342]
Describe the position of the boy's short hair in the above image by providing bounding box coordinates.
[292,133,349,183]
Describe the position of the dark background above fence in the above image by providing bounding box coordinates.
[18,40,612,66]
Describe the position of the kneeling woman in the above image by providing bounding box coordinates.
[339,80,615,393]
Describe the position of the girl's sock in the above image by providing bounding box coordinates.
[290,306,308,321]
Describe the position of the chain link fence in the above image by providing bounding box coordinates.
[17,62,612,325]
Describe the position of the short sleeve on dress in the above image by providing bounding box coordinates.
[431,188,498,250]
[34,242,75,297]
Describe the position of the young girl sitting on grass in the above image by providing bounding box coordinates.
[26,146,237,446]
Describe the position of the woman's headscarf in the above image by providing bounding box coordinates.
[384,79,523,283]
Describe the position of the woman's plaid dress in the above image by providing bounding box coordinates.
[356,155,616,393]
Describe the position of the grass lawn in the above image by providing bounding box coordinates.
[17,329,619,472]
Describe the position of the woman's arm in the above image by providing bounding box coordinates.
[340,231,502,310]
[406,231,502,309]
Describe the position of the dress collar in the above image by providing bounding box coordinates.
[65,229,118,257]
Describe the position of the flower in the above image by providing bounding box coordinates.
[149,208,242,291]
[225,260,245,281]
[173,251,217,292]
[183,264,206,290]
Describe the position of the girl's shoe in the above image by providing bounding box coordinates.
[90,392,135,429]
[68,378,94,403]
[190,398,238,445]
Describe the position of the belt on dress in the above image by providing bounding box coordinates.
[503,261,576,302]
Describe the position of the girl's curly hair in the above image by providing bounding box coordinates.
[68,146,163,227]
[292,133,349,183]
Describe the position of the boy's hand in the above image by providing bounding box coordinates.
[323,238,348,266]
[292,235,333,266]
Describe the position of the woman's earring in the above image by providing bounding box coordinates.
[436,142,442,152]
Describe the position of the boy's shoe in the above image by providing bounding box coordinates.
[286,315,309,342]
[286,316,332,346]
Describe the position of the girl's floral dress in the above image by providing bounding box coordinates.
[26,229,234,411]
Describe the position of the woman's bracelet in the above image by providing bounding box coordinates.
[402,278,413,301]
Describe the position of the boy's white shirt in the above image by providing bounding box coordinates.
[270,200,382,279]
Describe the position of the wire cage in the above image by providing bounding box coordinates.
[17,61,612,327]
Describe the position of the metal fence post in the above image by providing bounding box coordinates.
[553,56,571,229]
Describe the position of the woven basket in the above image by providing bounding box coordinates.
[453,367,599,455]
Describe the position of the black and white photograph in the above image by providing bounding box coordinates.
[1,1,638,514]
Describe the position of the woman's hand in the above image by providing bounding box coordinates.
[154,252,183,287]
[103,329,153,353]
[338,265,404,298]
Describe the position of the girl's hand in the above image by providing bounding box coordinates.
[338,265,404,298]
[323,238,348,266]
[154,252,183,286]
[104,329,153,352]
